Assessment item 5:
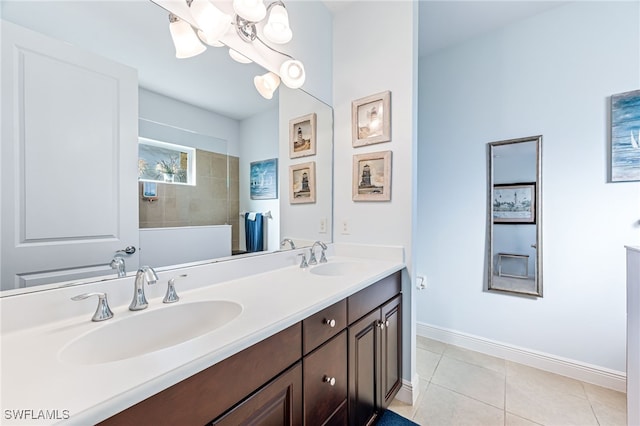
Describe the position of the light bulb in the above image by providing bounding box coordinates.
[254,72,281,99]
[279,59,305,89]
[233,0,266,22]
[169,15,206,59]
[189,0,230,45]
[263,4,292,44]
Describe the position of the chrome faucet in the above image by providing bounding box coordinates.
[110,255,126,278]
[309,241,328,265]
[280,238,296,249]
[130,266,158,311]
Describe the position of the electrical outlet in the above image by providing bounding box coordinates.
[319,217,327,233]
[341,219,350,235]
[416,275,426,290]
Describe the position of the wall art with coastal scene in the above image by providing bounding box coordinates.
[289,161,316,204]
[289,113,316,158]
[611,89,640,182]
[250,158,277,200]
[493,183,536,224]
[352,150,391,201]
[352,91,391,147]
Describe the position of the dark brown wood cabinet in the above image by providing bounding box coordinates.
[303,331,348,425]
[99,271,402,426]
[348,272,402,426]
[211,363,303,426]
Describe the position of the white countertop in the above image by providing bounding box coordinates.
[0,248,405,425]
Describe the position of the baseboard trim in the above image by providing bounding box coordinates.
[417,322,626,392]
[394,374,420,405]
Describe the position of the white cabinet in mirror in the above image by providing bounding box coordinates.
[487,136,542,297]
[0,1,333,295]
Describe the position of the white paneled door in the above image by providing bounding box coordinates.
[1,21,139,290]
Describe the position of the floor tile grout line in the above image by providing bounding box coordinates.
[427,381,506,412]
[504,370,507,426]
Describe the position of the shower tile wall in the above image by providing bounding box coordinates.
[139,150,240,251]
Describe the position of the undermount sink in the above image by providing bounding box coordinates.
[59,300,242,365]
[309,261,364,276]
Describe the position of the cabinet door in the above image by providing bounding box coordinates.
[348,310,380,426]
[303,331,347,425]
[380,295,402,408]
[212,362,302,426]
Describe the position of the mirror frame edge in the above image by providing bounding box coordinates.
[487,135,543,298]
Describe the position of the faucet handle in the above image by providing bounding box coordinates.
[71,292,114,322]
[164,274,186,304]
[298,253,308,268]
[308,248,318,265]
[319,247,327,264]
[110,256,126,278]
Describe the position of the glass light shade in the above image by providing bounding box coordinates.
[254,72,281,99]
[229,48,253,64]
[189,0,230,45]
[233,0,266,22]
[263,4,292,44]
[169,18,206,59]
[279,59,305,89]
[197,30,225,47]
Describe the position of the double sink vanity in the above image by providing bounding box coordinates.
[0,244,405,425]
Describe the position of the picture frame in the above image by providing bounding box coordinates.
[493,183,536,224]
[250,158,278,200]
[352,91,391,147]
[610,89,640,182]
[289,161,316,204]
[352,150,392,201]
[289,113,317,158]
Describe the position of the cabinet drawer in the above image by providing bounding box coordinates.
[348,271,401,324]
[303,331,348,425]
[303,298,347,354]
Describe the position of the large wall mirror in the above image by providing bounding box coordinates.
[0,1,333,295]
[488,136,542,297]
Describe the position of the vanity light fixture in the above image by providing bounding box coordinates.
[163,0,305,98]
[254,71,281,99]
[229,48,253,64]
[169,13,206,59]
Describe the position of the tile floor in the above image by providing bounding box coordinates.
[388,336,627,426]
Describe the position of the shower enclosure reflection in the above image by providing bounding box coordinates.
[488,136,542,297]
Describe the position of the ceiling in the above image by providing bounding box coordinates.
[1,1,569,121]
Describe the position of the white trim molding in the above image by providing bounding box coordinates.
[417,322,626,393]
[395,373,421,405]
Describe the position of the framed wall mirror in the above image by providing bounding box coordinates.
[0,1,333,295]
[488,136,542,297]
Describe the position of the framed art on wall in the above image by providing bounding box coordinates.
[289,161,316,204]
[250,158,278,200]
[611,89,640,182]
[492,183,536,224]
[289,113,317,158]
[352,91,391,147]
[352,151,392,201]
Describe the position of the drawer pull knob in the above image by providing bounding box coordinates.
[377,320,389,330]
[323,318,336,328]
[323,376,336,386]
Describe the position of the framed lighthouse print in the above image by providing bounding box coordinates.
[289,161,316,204]
[352,91,391,147]
[352,151,392,201]
[289,113,317,159]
